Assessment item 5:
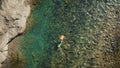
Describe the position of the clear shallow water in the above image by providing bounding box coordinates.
[17,0,120,68]
[20,0,54,68]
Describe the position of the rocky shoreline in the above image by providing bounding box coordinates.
[0,0,31,67]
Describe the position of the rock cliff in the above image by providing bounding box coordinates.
[0,0,31,67]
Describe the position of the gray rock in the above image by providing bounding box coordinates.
[0,53,6,63]
[0,0,31,66]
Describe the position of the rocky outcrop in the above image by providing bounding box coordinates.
[0,0,31,67]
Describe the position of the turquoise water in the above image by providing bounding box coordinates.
[20,0,54,68]
[18,0,120,68]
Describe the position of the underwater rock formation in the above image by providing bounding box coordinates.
[0,0,30,67]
